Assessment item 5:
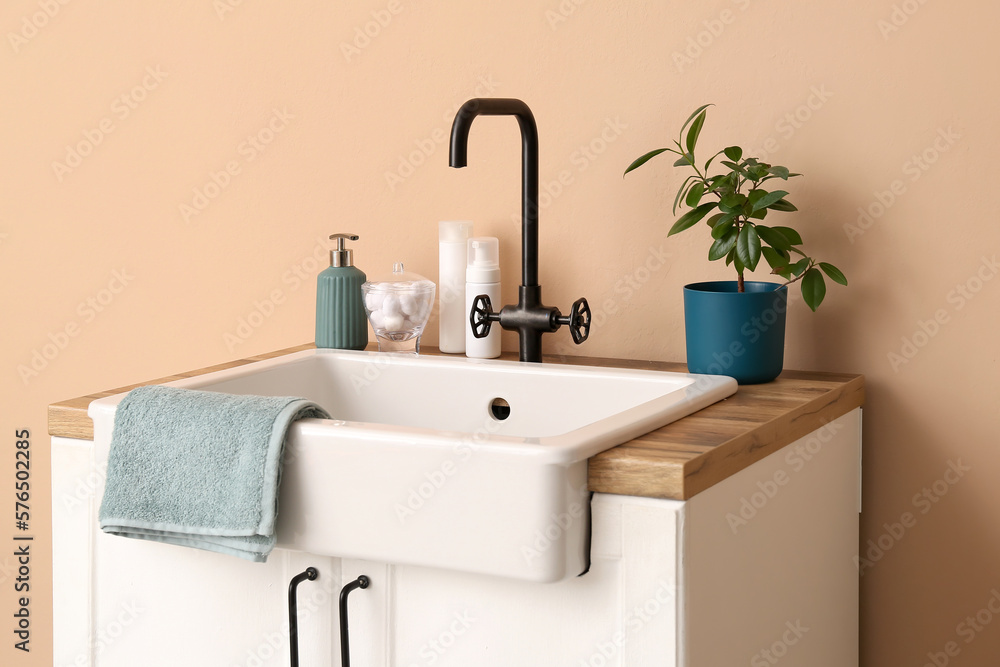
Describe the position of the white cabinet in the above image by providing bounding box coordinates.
[52,410,860,666]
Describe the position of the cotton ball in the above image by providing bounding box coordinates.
[368,310,384,329]
[399,292,418,315]
[365,292,384,312]
[415,293,433,321]
[381,294,401,317]
[383,313,405,331]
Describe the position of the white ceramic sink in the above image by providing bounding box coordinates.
[90,349,736,582]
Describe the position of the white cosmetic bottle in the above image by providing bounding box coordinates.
[439,221,473,353]
[465,237,501,359]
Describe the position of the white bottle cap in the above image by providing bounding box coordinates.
[440,220,473,244]
[466,237,500,283]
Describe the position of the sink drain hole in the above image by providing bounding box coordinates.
[489,397,511,421]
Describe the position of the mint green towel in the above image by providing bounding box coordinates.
[99,385,330,562]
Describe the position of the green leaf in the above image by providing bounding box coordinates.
[736,224,762,271]
[723,146,742,161]
[772,226,803,245]
[768,165,790,179]
[726,247,736,266]
[680,104,713,134]
[704,149,725,172]
[672,174,698,214]
[673,154,693,167]
[706,174,732,193]
[624,148,670,176]
[668,202,718,236]
[761,247,791,277]
[754,225,792,251]
[819,262,848,286]
[751,190,789,212]
[710,213,737,238]
[705,212,726,229]
[686,110,707,154]
[790,257,810,277]
[801,268,827,311]
[685,182,705,208]
[719,193,746,213]
[749,208,768,220]
[768,198,798,212]
[720,160,749,177]
[709,228,739,260]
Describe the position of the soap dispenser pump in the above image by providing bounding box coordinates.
[316,233,368,350]
[465,236,501,359]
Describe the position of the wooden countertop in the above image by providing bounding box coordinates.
[48,344,864,500]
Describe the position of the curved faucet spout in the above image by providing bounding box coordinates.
[449,98,539,287]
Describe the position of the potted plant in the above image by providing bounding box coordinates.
[624,104,847,384]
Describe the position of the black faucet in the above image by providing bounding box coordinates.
[449,98,591,363]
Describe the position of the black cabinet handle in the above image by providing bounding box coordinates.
[339,575,370,667]
[288,567,318,667]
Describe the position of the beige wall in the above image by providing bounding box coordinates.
[2,1,997,665]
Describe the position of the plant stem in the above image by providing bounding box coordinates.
[778,259,816,287]
[738,270,744,292]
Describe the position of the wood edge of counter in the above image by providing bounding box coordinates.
[47,344,864,500]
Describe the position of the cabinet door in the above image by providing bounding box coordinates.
[681,409,861,667]
[91,538,339,667]
[53,436,342,667]
[346,494,684,667]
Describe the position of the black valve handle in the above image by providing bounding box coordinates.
[556,297,591,344]
[470,294,499,339]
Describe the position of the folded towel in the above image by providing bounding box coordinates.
[98,385,330,562]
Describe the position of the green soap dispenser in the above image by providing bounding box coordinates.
[316,233,368,350]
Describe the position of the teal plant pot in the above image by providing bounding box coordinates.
[683,281,788,384]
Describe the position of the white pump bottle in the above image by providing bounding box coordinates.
[465,237,501,359]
